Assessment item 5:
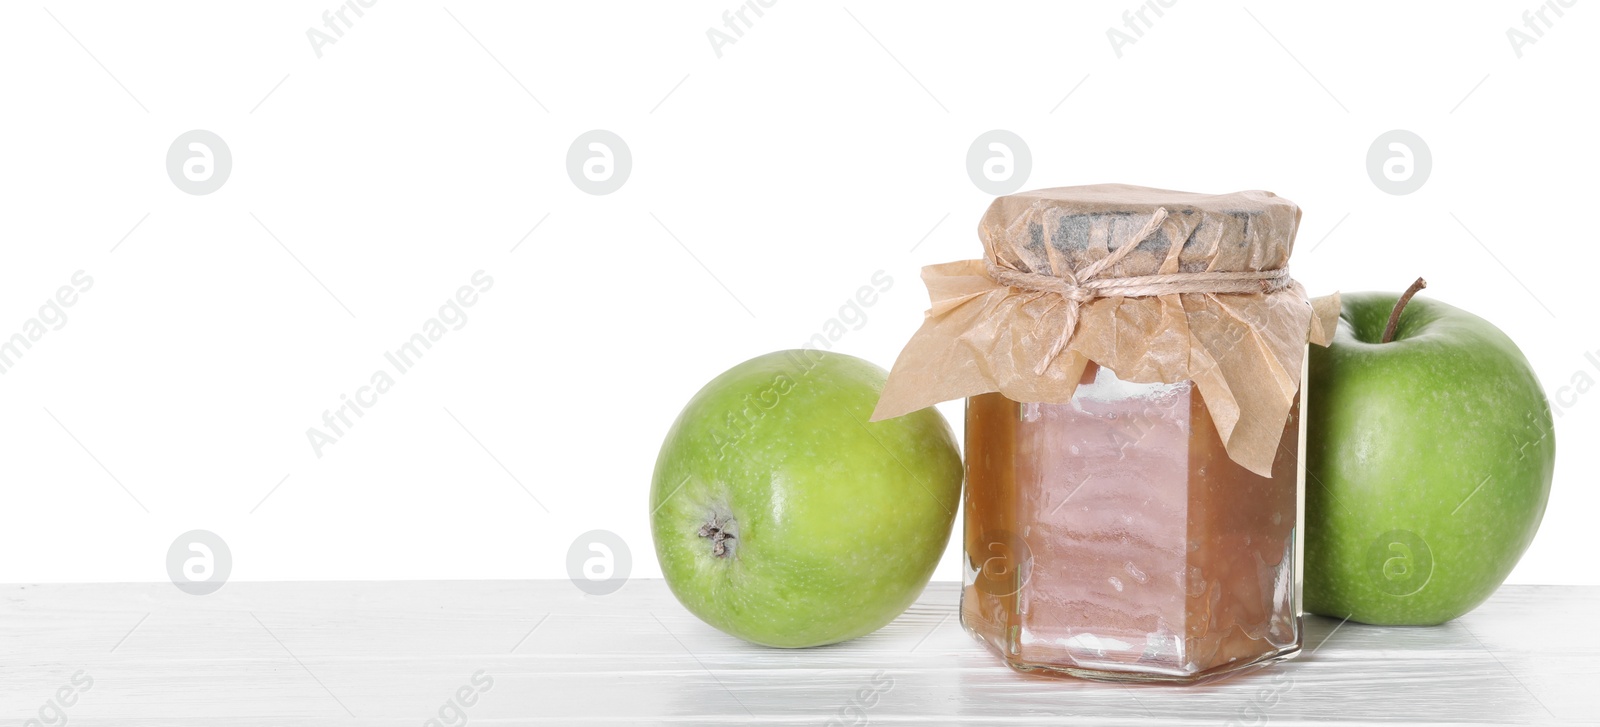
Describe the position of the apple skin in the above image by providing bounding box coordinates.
[650,350,962,647]
[1306,292,1554,625]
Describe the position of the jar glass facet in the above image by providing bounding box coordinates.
[961,362,1305,683]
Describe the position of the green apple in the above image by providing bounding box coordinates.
[650,349,962,647]
[1306,282,1555,625]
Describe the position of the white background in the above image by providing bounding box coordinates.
[0,1,1593,586]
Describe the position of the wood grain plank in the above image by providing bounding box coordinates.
[1,582,1595,725]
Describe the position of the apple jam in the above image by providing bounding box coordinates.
[962,362,1304,683]
[873,185,1332,683]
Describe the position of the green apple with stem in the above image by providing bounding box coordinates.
[651,350,962,647]
[1306,278,1555,625]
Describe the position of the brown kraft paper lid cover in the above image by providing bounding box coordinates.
[872,183,1339,477]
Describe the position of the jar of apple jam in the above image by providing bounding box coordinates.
[873,184,1335,684]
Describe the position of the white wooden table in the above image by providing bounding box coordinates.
[2,581,1593,725]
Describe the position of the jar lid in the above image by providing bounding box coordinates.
[873,183,1338,477]
[982,184,1300,277]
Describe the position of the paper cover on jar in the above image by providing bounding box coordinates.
[872,184,1339,477]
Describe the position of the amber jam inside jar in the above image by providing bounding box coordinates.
[961,362,1305,683]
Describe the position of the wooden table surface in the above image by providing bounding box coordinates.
[1,581,1594,725]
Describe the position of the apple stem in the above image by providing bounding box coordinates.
[698,517,737,559]
[1380,277,1427,344]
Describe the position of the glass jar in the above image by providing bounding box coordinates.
[872,185,1332,685]
[961,361,1305,683]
